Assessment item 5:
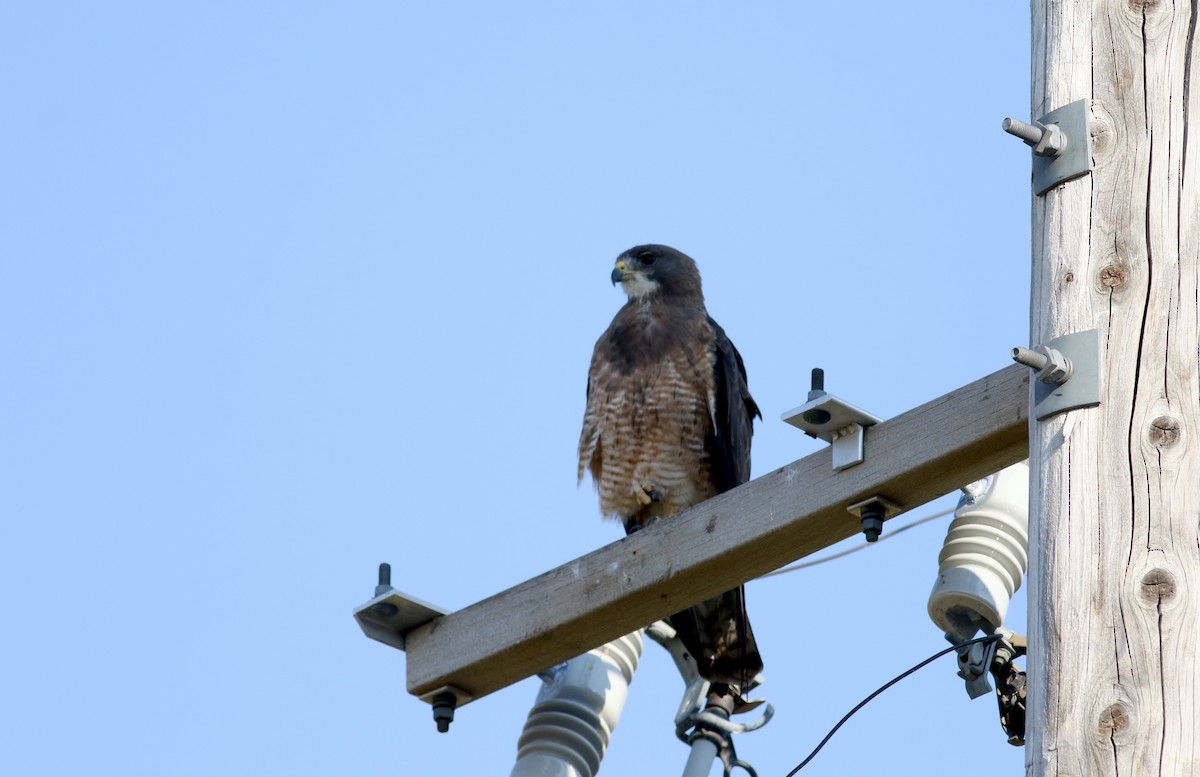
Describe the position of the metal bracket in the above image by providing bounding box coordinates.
[991,634,1028,747]
[353,588,447,650]
[352,563,469,731]
[352,563,447,651]
[647,620,773,776]
[949,631,1027,747]
[1003,99,1092,195]
[782,368,883,471]
[954,636,1000,700]
[1012,328,1101,420]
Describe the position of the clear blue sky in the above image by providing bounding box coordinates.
[3,4,1034,775]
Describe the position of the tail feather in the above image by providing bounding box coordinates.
[669,585,762,696]
[624,518,763,695]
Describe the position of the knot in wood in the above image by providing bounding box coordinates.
[1141,569,1177,601]
[1099,263,1127,289]
[1063,271,1075,284]
[1129,0,1160,7]
[1098,703,1129,735]
[1088,104,1114,160]
[1148,415,1180,447]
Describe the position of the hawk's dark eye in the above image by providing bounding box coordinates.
[638,252,656,265]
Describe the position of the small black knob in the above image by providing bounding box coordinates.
[432,691,457,733]
[860,504,885,542]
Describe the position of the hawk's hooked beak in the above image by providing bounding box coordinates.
[610,258,658,298]
[611,260,634,286]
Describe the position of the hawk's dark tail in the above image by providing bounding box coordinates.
[669,585,763,698]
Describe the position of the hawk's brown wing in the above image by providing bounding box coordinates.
[669,316,763,696]
[706,314,761,491]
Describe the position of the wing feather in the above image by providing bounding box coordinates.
[706,315,761,492]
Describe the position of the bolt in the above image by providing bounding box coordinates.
[808,368,825,399]
[847,495,899,542]
[371,562,398,617]
[375,562,393,597]
[431,691,457,733]
[1002,117,1042,145]
[1034,123,1067,157]
[860,503,885,543]
[803,367,831,424]
[1011,346,1047,371]
[1012,345,1072,384]
[1002,117,1067,157]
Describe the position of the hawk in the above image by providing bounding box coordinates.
[577,244,763,701]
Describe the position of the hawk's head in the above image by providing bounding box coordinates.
[611,244,703,301]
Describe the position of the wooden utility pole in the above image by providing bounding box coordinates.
[1027,1,1200,774]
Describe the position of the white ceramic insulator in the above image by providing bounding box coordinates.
[509,630,644,777]
[928,461,1030,641]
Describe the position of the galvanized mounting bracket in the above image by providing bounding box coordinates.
[1011,328,1101,421]
[1003,99,1092,195]
[353,587,447,650]
[782,368,884,471]
[353,563,447,651]
[353,563,472,730]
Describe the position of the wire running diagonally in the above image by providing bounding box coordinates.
[783,634,1002,775]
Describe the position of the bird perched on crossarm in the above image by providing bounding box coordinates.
[577,243,764,704]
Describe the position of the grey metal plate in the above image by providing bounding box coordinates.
[1034,329,1100,420]
[780,394,883,443]
[353,589,448,651]
[1034,99,1092,195]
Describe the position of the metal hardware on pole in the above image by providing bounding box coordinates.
[647,621,774,777]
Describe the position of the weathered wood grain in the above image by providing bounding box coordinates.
[1028,1,1200,774]
[404,365,1029,703]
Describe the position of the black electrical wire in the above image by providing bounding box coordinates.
[783,634,1002,776]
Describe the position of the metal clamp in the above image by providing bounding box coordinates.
[782,368,884,471]
[949,631,1027,747]
[991,634,1027,747]
[647,621,773,777]
[1003,99,1092,195]
[953,635,1000,700]
[1012,329,1100,420]
[682,708,764,777]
